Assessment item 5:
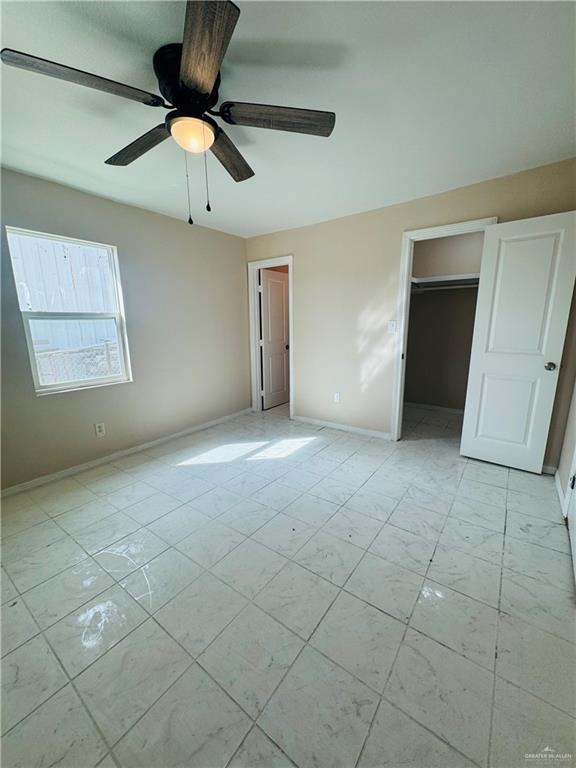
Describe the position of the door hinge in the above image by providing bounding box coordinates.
[258,285,263,293]
[570,474,575,490]
[258,339,264,347]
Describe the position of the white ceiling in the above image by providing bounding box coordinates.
[2,2,574,237]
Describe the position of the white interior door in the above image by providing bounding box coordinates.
[260,268,290,410]
[461,211,576,472]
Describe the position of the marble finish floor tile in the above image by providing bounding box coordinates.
[343,487,398,522]
[1,519,67,563]
[71,512,142,556]
[506,489,563,523]
[388,501,446,541]
[146,504,210,544]
[1,570,18,604]
[2,634,68,734]
[427,545,501,607]
[93,528,168,578]
[311,591,404,691]
[251,512,317,556]
[439,517,504,565]
[4,407,573,768]
[457,478,506,509]
[2,685,107,768]
[31,478,99,516]
[155,572,248,656]
[44,585,148,677]
[385,629,493,766]
[293,529,364,586]
[211,539,287,599]
[410,581,499,669]
[282,494,339,528]
[506,510,570,553]
[507,469,558,498]
[259,646,378,768]
[462,461,508,489]
[198,604,303,717]
[369,524,436,576]
[5,536,89,592]
[346,552,424,622]
[175,520,245,568]
[113,665,250,768]
[23,559,114,629]
[103,481,156,511]
[219,498,279,534]
[75,619,191,745]
[254,562,338,639]
[189,487,244,518]
[490,677,576,768]
[402,485,454,515]
[55,498,119,536]
[450,497,506,533]
[121,491,182,525]
[503,537,574,590]
[1,598,39,656]
[359,698,476,768]
[321,507,383,549]
[500,569,576,642]
[497,614,576,715]
[228,728,296,768]
[120,548,202,613]
[251,481,303,511]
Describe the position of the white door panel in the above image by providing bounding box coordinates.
[261,269,290,409]
[461,212,575,472]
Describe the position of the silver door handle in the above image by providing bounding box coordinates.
[544,362,557,371]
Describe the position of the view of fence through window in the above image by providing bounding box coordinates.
[6,228,130,392]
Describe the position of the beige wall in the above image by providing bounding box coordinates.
[246,158,576,467]
[1,170,250,489]
[412,232,484,278]
[405,288,477,411]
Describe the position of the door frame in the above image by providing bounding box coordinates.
[248,255,294,416]
[391,217,498,441]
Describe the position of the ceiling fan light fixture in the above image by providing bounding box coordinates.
[169,115,215,153]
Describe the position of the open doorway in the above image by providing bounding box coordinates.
[392,218,497,440]
[248,256,293,414]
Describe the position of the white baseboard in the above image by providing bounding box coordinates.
[555,470,569,517]
[542,465,558,476]
[291,415,392,440]
[2,408,252,497]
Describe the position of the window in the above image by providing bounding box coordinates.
[6,227,132,395]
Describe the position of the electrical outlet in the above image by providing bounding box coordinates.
[94,422,106,438]
[334,392,341,404]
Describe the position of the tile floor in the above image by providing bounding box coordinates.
[2,403,575,768]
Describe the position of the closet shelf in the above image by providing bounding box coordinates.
[411,273,479,292]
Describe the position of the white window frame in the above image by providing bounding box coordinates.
[5,226,133,396]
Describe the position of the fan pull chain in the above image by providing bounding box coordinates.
[202,121,212,212]
[203,151,211,212]
[184,151,193,225]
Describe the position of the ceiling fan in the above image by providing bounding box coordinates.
[0,0,336,182]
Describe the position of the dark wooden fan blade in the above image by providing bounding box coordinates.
[180,1,240,96]
[210,129,254,182]
[220,101,335,137]
[105,124,170,166]
[0,48,166,107]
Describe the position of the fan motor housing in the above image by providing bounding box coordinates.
[153,43,220,114]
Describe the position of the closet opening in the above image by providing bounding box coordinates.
[392,218,497,441]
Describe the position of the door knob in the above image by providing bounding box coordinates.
[544,362,557,371]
